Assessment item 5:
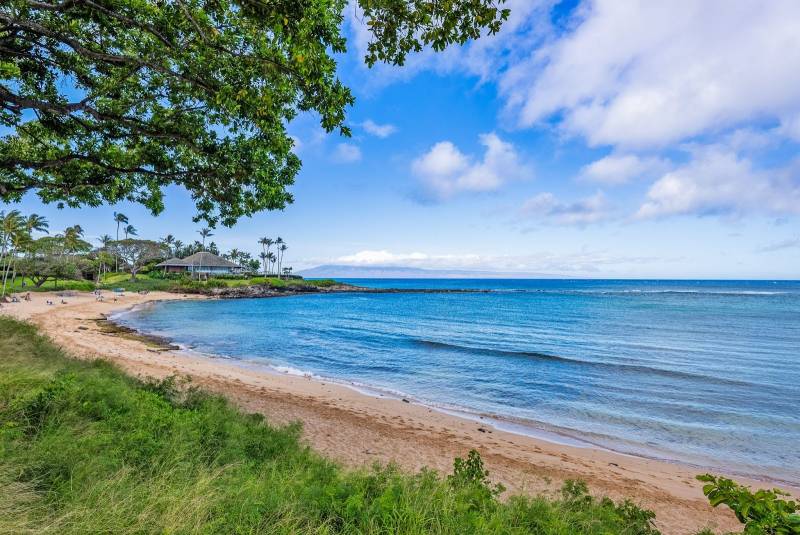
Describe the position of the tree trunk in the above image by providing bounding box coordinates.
[115,222,120,272]
[1,249,13,297]
[10,258,17,291]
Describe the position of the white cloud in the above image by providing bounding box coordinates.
[411,133,532,200]
[361,119,397,138]
[501,1,800,148]
[580,154,668,185]
[757,236,800,253]
[349,1,800,153]
[636,145,800,219]
[412,141,469,177]
[521,191,613,225]
[333,143,362,163]
[779,113,800,143]
[336,250,479,266]
[331,248,659,274]
[346,1,800,225]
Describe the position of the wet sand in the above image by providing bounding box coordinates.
[3,290,791,534]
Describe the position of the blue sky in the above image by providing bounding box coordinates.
[6,0,800,278]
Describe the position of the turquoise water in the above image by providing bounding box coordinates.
[116,279,800,484]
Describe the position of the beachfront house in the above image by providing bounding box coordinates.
[155,251,245,275]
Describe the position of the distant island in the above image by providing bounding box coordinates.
[298,264,565,279]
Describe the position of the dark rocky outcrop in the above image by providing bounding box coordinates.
[186,283,492,299]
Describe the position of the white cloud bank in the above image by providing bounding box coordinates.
[411,133,532,200]
[361,119,397,138]
[636,145,800,219]
[351,0,800,221]
[503,1,800,148]
[336,250,480,266]
[333,248,658,273]
[521,191,613,225]
[757,236,800,253]
[580,154,668,185]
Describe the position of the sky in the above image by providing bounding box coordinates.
[6,0,800,279]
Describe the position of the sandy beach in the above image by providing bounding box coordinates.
[2,290,793,534]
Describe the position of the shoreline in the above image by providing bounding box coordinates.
[138,330,797,492]
[2,290,795,534]
[111,298,797,491]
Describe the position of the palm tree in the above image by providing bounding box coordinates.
[274,237,284,277]
[227,248,242,265]
[1,210,24,296]
[0,210,22,269]
[161,234,176,255]
[267,251,277,275]
[198,228,213,250]
[173,240,184,257]
[63,225,85,257]
[113,212,128,271]
[13,213,48,288]
[258,237,273,274]
[6,228,32,292]
[259,252,269,275]
[98,234,113,249]
[277,243,288,279]
[123,224,137,239]
[97,234,113,280]
[113,212,128,240]
[25,214,49,235]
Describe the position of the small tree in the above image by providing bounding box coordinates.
[110,240,167,281]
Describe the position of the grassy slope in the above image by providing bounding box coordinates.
[7,273,340,294]
[0,316,668,534]
[5,276,97,292]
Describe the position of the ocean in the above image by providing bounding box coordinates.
[114,279,800,485]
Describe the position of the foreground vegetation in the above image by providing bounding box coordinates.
[2,317,796,533]
[1,316,663,534]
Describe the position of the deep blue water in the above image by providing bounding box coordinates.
[116,279,800,484]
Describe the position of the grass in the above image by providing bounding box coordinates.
[5,276,97,293]
[7,273,340,295]
[219,276,339,288]
[0,316,668,534]
[5,273,171,294]
[6,271,342,296]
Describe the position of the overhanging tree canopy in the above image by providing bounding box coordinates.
[0,0,509,226]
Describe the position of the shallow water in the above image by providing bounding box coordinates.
[116,279,800,485]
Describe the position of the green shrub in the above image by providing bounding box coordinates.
[176,278,228,291]
[449,449,505,496]
[697,474,800,534]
